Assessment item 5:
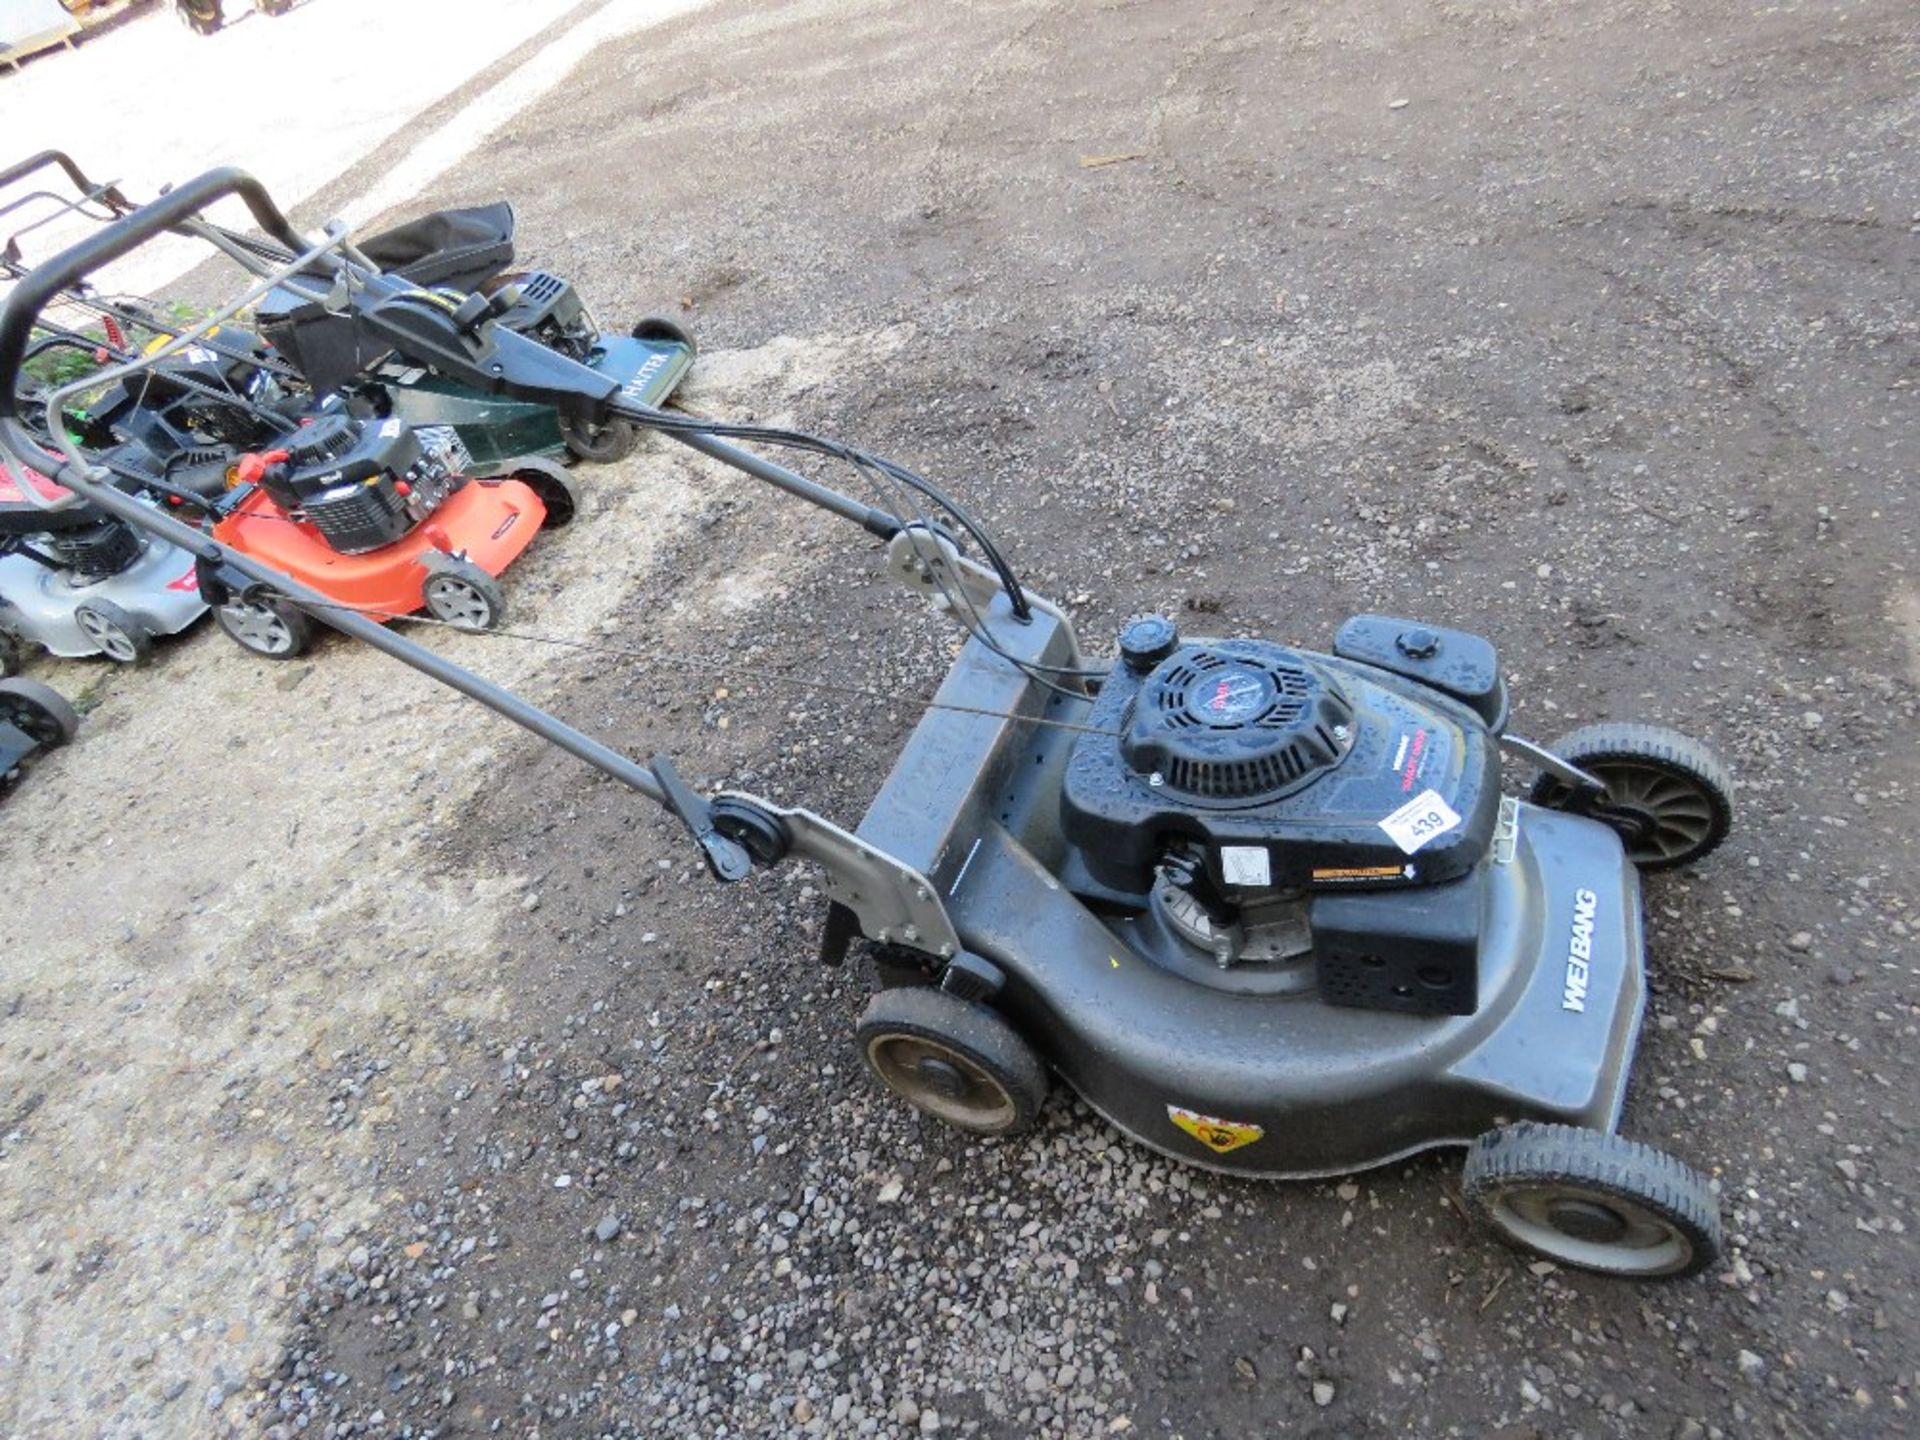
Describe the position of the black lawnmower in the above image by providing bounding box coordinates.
[0,170,1739,1280]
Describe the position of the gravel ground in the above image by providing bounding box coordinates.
[3,0,1916,1437]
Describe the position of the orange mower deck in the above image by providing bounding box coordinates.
[211,477,546,620]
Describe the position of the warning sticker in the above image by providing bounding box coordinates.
[1311,863,1413,883]
[1378,789,1462,855]
[1167,1105,1264,1155]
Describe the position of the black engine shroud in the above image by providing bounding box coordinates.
[1062,637,1502,898]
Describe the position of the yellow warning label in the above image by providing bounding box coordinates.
[1312,864,1409,882]
[1167,1105,1264,1155]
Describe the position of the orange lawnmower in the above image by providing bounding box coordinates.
[201,413,555,655]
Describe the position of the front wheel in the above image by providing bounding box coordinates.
[1530,722,1732,871]
[74,601,153,665]
[422,560,507,631]
[856,986,1047,1138]
[216,598,313,659]
[1463,1123,1722,1279]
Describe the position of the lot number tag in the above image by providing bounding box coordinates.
[1379,789,1462,855]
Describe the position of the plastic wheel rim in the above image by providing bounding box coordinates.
[425,577,495,630]
[866,1034,1016,1132]
[1485,1183,1694,1276]
[222,602,295,655]
[77,610,138,663]
[1585,759,1720,864]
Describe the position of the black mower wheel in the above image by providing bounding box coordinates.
[1530,722,1733,871]
[0,678,80,748]
[73,601,153,665]
[559,412,640,465]
[216,598,313,660]
[510,460,581,527]
[1463,1123,1722,1280]
[856,986,1047,1138]
[422,561,507,632]
[631,315,696,356]
[0,630,20,679]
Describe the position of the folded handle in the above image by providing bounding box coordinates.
[0,166,311,438]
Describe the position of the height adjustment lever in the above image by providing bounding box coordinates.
[650,754,752,882]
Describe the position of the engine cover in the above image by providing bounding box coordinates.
[1061,633,1502,897]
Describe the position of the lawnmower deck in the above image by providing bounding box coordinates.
[854,599,1646,1178]
[210,476,545,620]
[0,523,205,656]
[383,330,694,471]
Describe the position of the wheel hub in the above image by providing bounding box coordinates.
[913,1055,970,1101]
[1546,1197,1630,1244]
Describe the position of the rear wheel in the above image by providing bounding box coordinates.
[216,598,313,659]
[74,601,152,665]
[422,561,507,631]
[509,459,581,527]
[856,986,1047,1137]
[631,315,696,355]
[1530,723,1732,871]
[559,412,639,464]
[0,678,80,748]
[1463,1123,1722,1279]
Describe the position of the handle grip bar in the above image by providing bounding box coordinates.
[0,150,135,213]
[0,167,309,437]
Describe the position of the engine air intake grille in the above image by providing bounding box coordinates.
[1123,643,1355,806]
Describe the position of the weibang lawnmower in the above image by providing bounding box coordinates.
[0,170,1741,1280]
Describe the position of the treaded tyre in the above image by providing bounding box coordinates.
[0,678,80,748]
[857,986,1047,1138]
[1530,722,1732,871]
[509,459,581,528]
[1463,1122,1722,1279]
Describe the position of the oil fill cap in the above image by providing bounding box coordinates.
[1396,626,1441,660]
[1119,615,1180,673]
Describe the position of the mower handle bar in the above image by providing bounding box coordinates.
[0,167,308,436]
[0,151,136,215]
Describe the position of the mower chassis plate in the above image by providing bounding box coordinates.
[854,600,1649,1180]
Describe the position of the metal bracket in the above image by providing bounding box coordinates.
[1500,732,1605,792]
[884,527,1084,666]
[885,526,1001,616]
[714,792,963,960]
[653,755,752,882]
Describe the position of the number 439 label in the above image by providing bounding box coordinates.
[1379,789,1463,855]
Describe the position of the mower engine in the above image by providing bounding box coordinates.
[250,413,467,555]
[39,516,143,581]
[485,271,596,360]
[1061,617,1506,1016]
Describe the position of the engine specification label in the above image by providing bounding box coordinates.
[1378,789,1463,855]
[1218,846,1272,887]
